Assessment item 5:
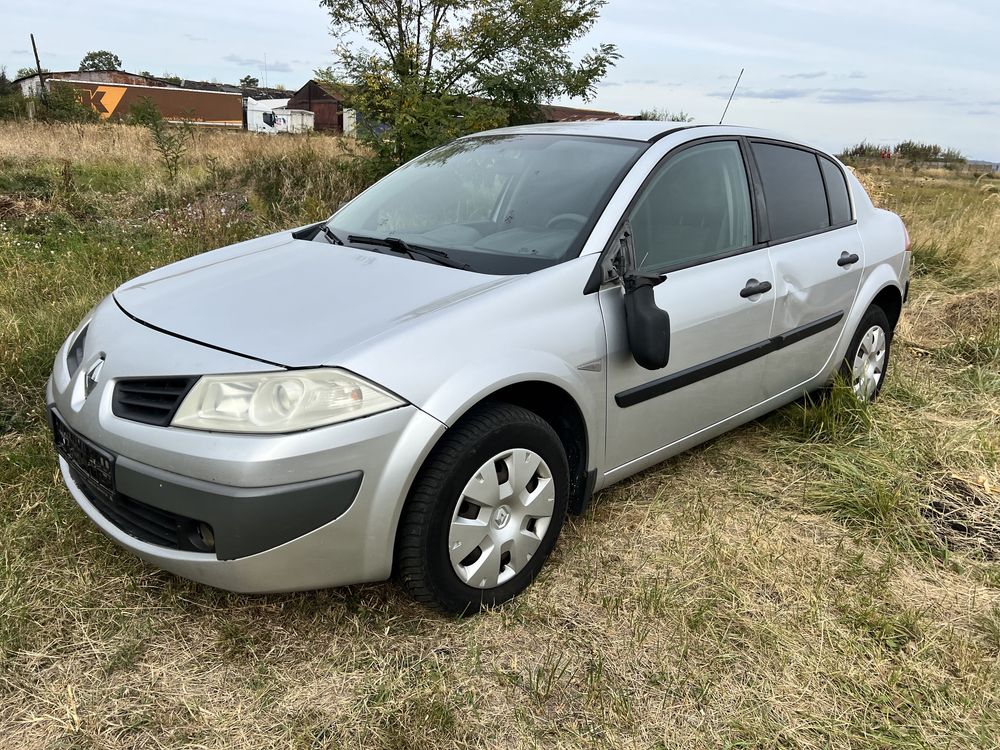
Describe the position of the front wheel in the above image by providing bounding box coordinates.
[840,305,892,401]
[396,403,569,615]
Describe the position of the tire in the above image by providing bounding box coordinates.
[396,402,569,615]
[840,304,893,402]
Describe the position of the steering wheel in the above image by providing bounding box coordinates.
[546,213,588,230]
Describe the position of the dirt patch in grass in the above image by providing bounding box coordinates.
[0,194,47,220]
[925,475,1000,560]
[940,285,1000,335]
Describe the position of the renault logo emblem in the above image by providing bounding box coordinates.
[84,357,105,397]
[493,504,512,529]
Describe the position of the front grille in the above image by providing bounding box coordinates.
[68,465,213,553]
[112,376,197,426]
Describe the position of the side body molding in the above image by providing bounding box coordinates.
[616,311,844,408]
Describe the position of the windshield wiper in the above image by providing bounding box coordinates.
[319,224,346,245]
[347,234,469,270]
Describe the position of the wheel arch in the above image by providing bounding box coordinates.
[829,266,905,376]
[870,284,903,332]
[422,377,592,511]
[481,381,592,513]
[389,378,595,579]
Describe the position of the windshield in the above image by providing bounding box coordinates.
[328,134,645,275]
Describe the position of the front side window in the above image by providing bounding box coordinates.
[752,142,831,241]
[628,140,754,271]
[329,134,644,275]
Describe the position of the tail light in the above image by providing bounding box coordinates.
[902,221,912,252]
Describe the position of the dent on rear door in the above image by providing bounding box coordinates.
[765,225,865,393]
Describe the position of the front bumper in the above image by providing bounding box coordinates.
[49,296,447,592]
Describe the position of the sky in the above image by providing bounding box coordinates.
[3,0,998,160]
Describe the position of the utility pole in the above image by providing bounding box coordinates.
[263,53,268,88]
[30,33,47,98]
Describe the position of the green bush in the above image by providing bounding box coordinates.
[147,119,192,183]
[894,140,965,163]
[841,140,966,165]
[0,91,27,120]
[36,84,101,124]
[126,97,163,128]
[639,108,693,122]
[840,141,890,160]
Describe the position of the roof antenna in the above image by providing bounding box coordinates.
[719,67,744,124]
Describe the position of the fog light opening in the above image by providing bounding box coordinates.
[188,521,216,552]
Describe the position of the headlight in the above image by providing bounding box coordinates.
[171,368,404,433]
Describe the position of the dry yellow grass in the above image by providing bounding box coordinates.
[0,120,351,169]
[1,125,999,748]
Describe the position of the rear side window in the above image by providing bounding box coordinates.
[752,142,829,241]
[629,140,753,271]
[820,156,852,225]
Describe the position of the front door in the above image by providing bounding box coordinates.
[602,139,776,471]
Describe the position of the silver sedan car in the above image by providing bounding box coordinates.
[48,122,911,614]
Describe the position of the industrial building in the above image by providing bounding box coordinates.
[12,70,626,134]
[286,80,351,132]
[14,70,244,126]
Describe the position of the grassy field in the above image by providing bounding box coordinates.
[1,122,999,749]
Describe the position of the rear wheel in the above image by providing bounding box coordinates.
[840,305,892,401]
[396,402,569,615]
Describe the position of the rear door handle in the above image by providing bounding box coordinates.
[740,279,772,298]
[837,251,860,267]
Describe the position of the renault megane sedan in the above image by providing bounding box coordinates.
[49,122,911,614]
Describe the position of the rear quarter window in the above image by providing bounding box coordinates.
[820,156,853,225]
[752,142,830,241]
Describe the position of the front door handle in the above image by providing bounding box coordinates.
[837,251,860,267]
[740,279,772,298]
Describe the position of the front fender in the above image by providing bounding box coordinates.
[418,348,604,470]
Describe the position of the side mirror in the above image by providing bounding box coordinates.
[623,270,671,370]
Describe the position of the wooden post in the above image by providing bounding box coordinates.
[30,33,47,104]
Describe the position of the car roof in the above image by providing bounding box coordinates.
[470,121,819,150]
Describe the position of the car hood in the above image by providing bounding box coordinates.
[113,233,512,368]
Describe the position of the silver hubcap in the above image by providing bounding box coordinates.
[448,449,555,589]
[852,325,887,400]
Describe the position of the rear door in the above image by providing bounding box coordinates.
[750,142,864,395]
[602,139,775,470]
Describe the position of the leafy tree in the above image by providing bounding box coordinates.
[640,108,693,122]
[16,66,48,79]
[0,68,14,96]
[79,50,122,71]
[239,75,260,88]
[318,0,619,170]
[161,73,183,85]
